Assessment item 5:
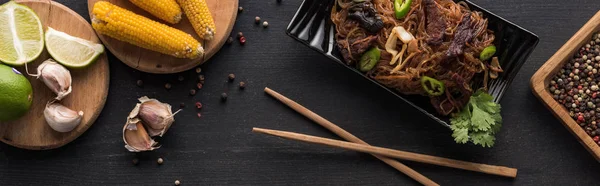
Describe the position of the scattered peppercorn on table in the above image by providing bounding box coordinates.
[86,0,237,73]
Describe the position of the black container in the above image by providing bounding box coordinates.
[286,0,539,127]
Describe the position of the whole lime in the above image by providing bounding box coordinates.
[0,64,33,121]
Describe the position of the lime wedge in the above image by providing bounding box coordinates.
[45,27,104,68]
[0,1,44,66]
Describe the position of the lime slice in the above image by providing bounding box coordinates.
[45,27,104,68]
[0,1,44,66]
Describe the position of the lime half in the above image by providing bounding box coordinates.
[0,1,44,66]
[45,27,104,68]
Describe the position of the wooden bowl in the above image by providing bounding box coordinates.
[87,0,238,74]
[531,10,600,161]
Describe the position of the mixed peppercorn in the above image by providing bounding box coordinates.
[551,32,600,145]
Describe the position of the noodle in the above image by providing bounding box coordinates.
[332,0,496,115]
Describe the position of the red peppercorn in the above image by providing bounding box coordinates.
[593,93,597,98]
[195,102,203,109]
[239,36,246,45]
[197,83,203,89]
[197,113,202,118]
[578,115,585,122]
[594,136,599,142]
[578,85,583,89]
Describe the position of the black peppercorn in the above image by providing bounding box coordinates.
[136,80,144,87]
[221,93,228,101]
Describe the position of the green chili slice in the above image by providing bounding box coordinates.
[394,0,412,19]
[421,76,445,96]
[479,45,496,61]
[358,47,381,72]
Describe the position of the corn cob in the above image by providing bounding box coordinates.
[176,0,216,41]
[92,1,203,59]
[129,0,182,24]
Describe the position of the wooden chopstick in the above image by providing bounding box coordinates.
[253,127,518,178]
[264,87,439,186]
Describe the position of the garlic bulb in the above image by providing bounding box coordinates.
[37,59,72,100]
[123,122,160,152]
[128,96,179,137]
[122,96,179,152]
[44,102,83,132]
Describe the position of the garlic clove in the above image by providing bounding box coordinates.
[44,102,83,132]
[123,122,160,152]
[137,96,179,137]
[37,59,72,100]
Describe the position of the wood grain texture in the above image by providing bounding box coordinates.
[86,0,238,74]
[0,0,109,150]
[264,87,439,186]
[530,11,600,162]
[3,0,600,185]
[253,128,518,178]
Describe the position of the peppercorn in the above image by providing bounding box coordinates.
[221,93,228,101]
[255,16,261,24]
[552,31,600,146]
[195,102,203,109]
[228,74,235,81]
[594,136,600,142]
[132,158,139,165]
[190,89,196,96]
[227,37,234,44]
[175,180,181,186]
[237,32,244,38]
[165,83,172,90]
[239,36,246,45]
[197,83,203,89]
[136,80,144,87]
[157,158,164,165]
[196,67,202,73]
[238,6,243,12]
[199,75,205,81]
[239,81,246,89]
[197,113,202,118]
[263,21,269,28]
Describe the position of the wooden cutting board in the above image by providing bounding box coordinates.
[0,0,110,150]
[86,0,238,74]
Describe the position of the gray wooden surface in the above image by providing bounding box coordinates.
[1,0,599,185]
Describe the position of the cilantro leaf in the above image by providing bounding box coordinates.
[451,125,469,144]
[449,90,502,148]
[470,132,496,148]
[470,104,494,132]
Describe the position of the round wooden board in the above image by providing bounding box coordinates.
[0,0,110,150]
[86,0,238,74]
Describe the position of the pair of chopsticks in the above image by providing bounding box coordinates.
[256,87,517,186]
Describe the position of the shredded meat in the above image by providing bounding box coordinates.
[447,13,475,57]
[340,35,378,65]
[424,0,446,45]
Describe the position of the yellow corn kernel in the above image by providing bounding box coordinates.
[92,1,203,59]
[177,0,216,41]
[129,0,182,24]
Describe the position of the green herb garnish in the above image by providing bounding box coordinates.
[450,90,502,147]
